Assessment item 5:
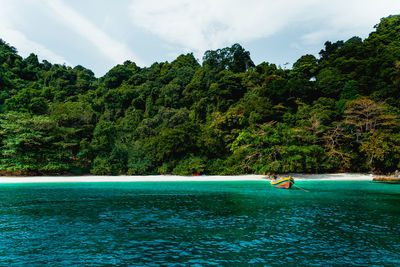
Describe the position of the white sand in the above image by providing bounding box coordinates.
[290,173,373,181]
[0,173,373,183]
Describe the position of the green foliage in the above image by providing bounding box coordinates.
[0,112,81,174]
[91,145,128,175]
[145,121,200,164]
[203,43,255,73]
[127,143,154,175]
[292,54,318,79]
[172,156,206,175]
[1,15,400,175]
[103,61,139,89]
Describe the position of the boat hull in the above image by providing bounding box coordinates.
[271,177,294,189]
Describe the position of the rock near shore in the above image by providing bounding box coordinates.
[373,176,400,183]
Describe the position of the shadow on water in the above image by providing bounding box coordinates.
[0,181,399,265]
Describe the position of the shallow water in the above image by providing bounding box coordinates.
[0,181,399,265]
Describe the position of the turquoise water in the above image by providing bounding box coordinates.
[0,181,399,265]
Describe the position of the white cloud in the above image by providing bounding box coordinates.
[129,0,400,56]
[0,0,69,64]
[130,0,315,55]
[301,0,400,45]
[0,28,70,65]
[45,0,144,66]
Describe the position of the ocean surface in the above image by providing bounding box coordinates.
[0,181,399,265]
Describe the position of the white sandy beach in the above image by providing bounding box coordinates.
[0,173,373,183]
[290,173,374,181]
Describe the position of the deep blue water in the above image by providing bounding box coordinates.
[0,181,399,265]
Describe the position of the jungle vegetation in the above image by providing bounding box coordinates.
[0,15,400,176]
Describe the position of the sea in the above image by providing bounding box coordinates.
[0,180,399,265]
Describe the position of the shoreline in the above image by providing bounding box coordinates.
[0,173,374,183]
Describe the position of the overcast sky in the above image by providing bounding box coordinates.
[0,0,399,77]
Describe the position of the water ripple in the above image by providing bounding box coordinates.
[0,181,399,265]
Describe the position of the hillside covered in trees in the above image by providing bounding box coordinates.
[0,15,400,176]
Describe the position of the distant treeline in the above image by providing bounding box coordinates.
[0,15,400,176]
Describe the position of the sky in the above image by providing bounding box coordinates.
[0,0,399,77]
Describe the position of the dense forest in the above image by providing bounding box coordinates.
[0,15,400,176]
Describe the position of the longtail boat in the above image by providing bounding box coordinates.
[270,176,294,189]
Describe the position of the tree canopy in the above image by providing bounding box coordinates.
[1,15,400,176]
